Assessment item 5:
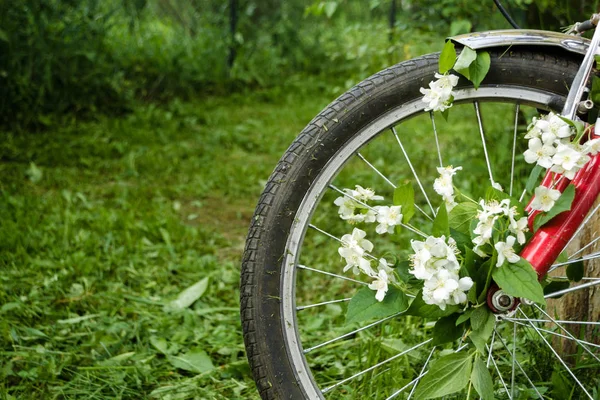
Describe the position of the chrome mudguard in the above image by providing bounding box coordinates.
[451,29,590,56]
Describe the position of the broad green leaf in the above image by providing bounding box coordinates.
[543,280,570,298]
[485,186,510,202]
[471,357,495,400]
[558,115,584,137]
[441,108,450,121]
[150,337,170,355]
[406,291,460,319]
[454,46,477,71]
[526,165,544,194]
[592,75,600,106]
[566,260,584,282]
[413,352,473,399]
[467,283,478,304]
[346,286,409,324]
[450,227,471,254]
[492,258,546,305]
[169,277,209,310]
[167,349,214,373]
[394,182,415,223]
[467,51,490,89]
[556,250,568,264]
[439,41,457,74]
[469,310,495,354]
[432,314,463,345]
[432,203,449,237]
[470,306,491,332]
[448,202,479,235]
[395,260,416,283]
[324,1,338,18]
[533,184,576,231]
[455,309,472,325]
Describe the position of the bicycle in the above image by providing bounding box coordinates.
[241,3,600,399]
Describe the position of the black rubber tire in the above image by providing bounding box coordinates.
[240,48,582,399]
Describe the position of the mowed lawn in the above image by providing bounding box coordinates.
[0,85,333,399]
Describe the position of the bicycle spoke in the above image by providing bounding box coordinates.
[564,202,600,249]
[474,101,496,187]
[297,264,369,286]
[405,347,436,400]
[296,297,352,311]
[511,322,516,398]
[518,309,594,399]
[569,234,600,259]
[544,278,600,299]
[430,112,443,168]
[549,250,600,272]
[321,338,433,394]
[510,103,520,196]
[503,317,600,326]
[327,185,428,238]
[486,329,496,368]
[391,127,436,216]
[386,371,429,400]
[532,304,600,362]
[507,319,600,350]
[303,312,406,354]
[486,342,512,399]
[356,152,433,221]
[494,329,545,399]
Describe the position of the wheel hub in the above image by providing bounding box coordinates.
[487,286,519,313]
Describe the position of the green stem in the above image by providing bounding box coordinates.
[455,188,478,204]
[478,251,497,303]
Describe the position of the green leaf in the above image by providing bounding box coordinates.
[323,1,338,18]
[432,314,463,345]
[492,258,546,305]
[533,184,576,231]
[167,349,214,373]
[455,309,472,325]
[439,41,457,74]
[413,352,473,399]
[346,286,409,324]
[471,356,495,400]
[406,291,460,319]
[558,115,584,137]
[485,186,510,202]
[543,280,570,298]
[441,108,450,121]
[469,310,495,354]
[169,277,209,310]
[432,203,449,237]
[592,76,600,106]
[448,202,479,236]
[526,165,544,194]
[470,306,491,332]
[394,182,415,223]
[566,260,584,282]
[467,51,490,89]
[395,260,416,283]
[454,46,477,72]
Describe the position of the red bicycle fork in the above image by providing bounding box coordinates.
[487,128,600,312]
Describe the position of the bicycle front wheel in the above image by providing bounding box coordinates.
[241,48,600,399]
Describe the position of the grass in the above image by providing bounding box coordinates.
[0,82,334,399]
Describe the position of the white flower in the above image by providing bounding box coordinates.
[433,165,462,209]
[473,215,497,240]
[422,269,460,310]
[352,185,384,202]
[491,181,503,191]
[431,73,459,94]
[339,228,373,255]
[340,248,375,276]
[368,269,389,302]
[546,113,573,140]
[374,205,403,234]
[377,258,397,282]
[584,138,600,155]
[530,185,561,212]
[447,276,474,305]
[551,143,589,179]
[495,235,520,267]
[420,73,459,112]
[509,216,529,245]
[433,174,454,198]
[334,195,358,219]
[409,236,459,280]
[523,138,556,168]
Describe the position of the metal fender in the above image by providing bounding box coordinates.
[450,29,590,56]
